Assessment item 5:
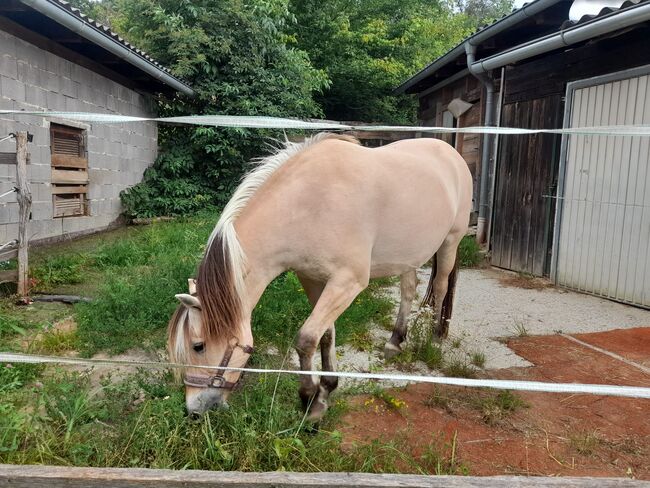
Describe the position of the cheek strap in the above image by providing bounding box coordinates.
[183,342,254,390]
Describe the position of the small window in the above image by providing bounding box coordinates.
[50,124,88,217]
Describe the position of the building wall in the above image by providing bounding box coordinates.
[418,74,484,215]
[491,24,650,277]
[0,28,158,246]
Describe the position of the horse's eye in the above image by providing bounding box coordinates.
[192,342,205,353]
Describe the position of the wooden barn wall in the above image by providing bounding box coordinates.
[491,95,562,275]
[492,24,650,276]
[418,75,484,213]
[504,26,650,104]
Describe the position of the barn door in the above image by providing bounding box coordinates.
[554,69,650,307]
[491,95,562,276]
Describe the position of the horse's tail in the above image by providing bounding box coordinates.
[422,252,459,338]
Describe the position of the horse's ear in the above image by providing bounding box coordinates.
[188,278,197,295]
[175,293,201,309]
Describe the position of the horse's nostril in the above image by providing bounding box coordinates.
[188,411,202,420]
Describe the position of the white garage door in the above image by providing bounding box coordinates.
[554,68,650,308]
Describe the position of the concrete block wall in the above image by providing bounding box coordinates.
[0,28,158,246]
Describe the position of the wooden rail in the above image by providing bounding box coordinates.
[0,465,647,487]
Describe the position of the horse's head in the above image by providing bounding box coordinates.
[168,279,254,416]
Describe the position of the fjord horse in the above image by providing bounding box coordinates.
[169,133,472,419]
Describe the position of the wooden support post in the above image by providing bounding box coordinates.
[15,131,31,297]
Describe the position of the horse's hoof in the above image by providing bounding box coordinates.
[384,342,402,360]
[306,398,328,423]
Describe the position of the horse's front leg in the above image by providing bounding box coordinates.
[297,276,337,403]
[296,275,366,422]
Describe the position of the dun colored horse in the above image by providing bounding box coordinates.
[168,133,472,418]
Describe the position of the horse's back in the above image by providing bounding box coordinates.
[236,136,472,279]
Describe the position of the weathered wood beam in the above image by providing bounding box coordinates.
[32,295,92,304]
[0,465,647,488]
[15,132,31,297]
[0,249,18,262]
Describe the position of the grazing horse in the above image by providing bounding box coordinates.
[168,133,472,419]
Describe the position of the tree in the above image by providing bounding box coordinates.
[290,0,473,124]
[102,0,329,217]
[453,0,515,26]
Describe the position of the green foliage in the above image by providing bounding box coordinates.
[291,0,473,124]
[31,254,87,291]
[458,235,482,268]
[107,0,328,218]
[452,0,515,25]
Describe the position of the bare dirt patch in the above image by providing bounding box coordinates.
[495,270,553,290]
[339,328,650,479]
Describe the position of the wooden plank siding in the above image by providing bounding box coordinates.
[504,25,650,104]
[491,95,562,276]
[418,74,485,214]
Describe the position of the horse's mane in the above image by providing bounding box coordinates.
[196,132,360,341]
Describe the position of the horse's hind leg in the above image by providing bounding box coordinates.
[295,272,367,422]
[384,269,417,359]
[423,235,462,339]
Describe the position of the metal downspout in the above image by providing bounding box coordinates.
[465,43,495,245]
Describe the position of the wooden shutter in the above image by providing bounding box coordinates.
[50,124,88,217]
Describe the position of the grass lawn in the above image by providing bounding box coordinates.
[1,213,467,473]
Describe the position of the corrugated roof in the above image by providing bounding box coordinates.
[565,0,645,26]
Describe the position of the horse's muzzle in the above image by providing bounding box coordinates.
[185,389,229,416]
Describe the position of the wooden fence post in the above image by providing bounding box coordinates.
[15,131,31,297]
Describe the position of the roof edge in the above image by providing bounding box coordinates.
[19,0,194,96]
[394,0,564,95]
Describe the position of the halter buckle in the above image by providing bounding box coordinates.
[209,375,226,388]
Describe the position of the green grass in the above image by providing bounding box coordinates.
[0,361,461,473]
[387,307,444,370]
[475,390,528,426]
[424,387,527,427]
[458,235,482,268]
[469,351,486,368]
[441,359,477,379]
[1,214,440,474]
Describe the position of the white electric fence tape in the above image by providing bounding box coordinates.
[1,352,649,399]
[3,110,650,136]
[2,111,649,399]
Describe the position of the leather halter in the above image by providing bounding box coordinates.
[183,338,254,390]
[179,290,254,390]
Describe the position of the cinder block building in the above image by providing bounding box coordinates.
[0,0,192,245]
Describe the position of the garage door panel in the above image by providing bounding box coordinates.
[555,71,650,307]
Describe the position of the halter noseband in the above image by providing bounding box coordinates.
[183,340,254,390]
